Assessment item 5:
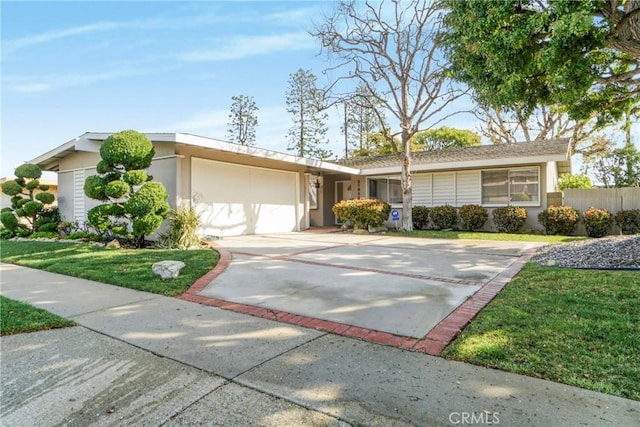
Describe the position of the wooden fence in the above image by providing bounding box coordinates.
[563,188,640,235]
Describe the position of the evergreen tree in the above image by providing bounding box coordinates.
[227,95,258,146]
[285,69,332,159]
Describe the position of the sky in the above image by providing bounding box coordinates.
[1,0,483,179]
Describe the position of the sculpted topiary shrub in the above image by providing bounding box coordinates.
[492,206,527,233]
[430,205,458,230]
[538,205,580,235]
[1,163,57,234]
[84,130,169,247]
[412,206,431,230]
[332,198,391,230]
[459,204,488,231]
[583,207,613,238]
[615,209,640,234]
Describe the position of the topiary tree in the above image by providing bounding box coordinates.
[1,163,57,234]
[84,130,170,247]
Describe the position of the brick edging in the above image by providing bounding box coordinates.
[178,242,537,357]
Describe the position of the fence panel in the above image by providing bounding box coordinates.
[563,188,640,235]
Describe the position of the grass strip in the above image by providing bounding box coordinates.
[1,296,76,335]
[442,263,640,401]
[0,241,219,296]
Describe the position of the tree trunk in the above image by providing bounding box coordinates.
[400,129,413,231]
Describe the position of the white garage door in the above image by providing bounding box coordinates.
[191,158,299,236]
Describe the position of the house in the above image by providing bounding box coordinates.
[30,132,571,235]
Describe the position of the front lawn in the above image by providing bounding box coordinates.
[390,229,587,243]
[0,241,219,296]
[442,263,640,401]
[1,296,76,335]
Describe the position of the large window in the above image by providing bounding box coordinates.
[481,167,539,206]
[369,178,402,204]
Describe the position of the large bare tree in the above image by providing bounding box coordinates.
[312,0,464,230]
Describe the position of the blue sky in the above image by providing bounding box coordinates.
[1,0,482,178]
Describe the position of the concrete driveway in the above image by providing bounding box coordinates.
[196,232,541,347]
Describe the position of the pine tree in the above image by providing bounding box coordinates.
[343,83,384,156]
[285,69,332,159]
[227,95,258,146]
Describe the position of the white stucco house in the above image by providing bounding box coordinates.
[30,132,571,235]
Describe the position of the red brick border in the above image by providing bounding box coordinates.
[178,242,538,357]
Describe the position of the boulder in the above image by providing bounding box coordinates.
[152,260,186,279]
[105,239,121,249]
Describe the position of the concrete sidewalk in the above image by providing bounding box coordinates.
[1,263,639,426]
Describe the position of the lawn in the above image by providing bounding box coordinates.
[0,241,219,296]
[390,229,587,243]
[442,263,640,401]
[1,296,76,335]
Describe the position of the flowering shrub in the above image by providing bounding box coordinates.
[332,198,391,230]
[583,207,613,238]
[537,205,580,235]
[615,209,640,235]
[492,206,527,233]
[412,206,431,230]
[459,204,488,231]
[430,205,458,230]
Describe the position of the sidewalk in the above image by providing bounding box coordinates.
[1,262,639,426]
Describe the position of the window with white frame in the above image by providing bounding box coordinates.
[368,178,402,204]
[481,167,539,206]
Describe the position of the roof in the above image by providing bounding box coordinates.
[30,132,360,175]
[337,139,572,175]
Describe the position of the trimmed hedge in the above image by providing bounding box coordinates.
[616,209,640,235]
[459,204,488,231]
[583,207,613,238]
[412,206,430,230]
[430,205,458,230]
[493,206,527,233]
[538,205,580,235]
[332,198,391,230]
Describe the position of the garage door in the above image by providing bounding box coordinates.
[191,158,299,236]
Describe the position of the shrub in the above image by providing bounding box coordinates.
[157,207,202,249]
[0,228,16,239]
[583,207,613,238]
[29,231,59,239]
[430,205,458,230]
[65,231,104,242]
[615,209,640,234]
[459,204,488,231]
[1,163,56,232]
[85,130,170,247]
[1,211,20,231]
[558,174,592,190]
[538,205,580,235]
[412,206,430,230]
[492,206,527,233]
[332,198,391,230]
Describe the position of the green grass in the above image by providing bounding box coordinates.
[1,296,76,335]
[390,229,587,243]
[0,241,219,296]
[442,263,640,401]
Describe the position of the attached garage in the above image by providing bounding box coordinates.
[191,157,300,237]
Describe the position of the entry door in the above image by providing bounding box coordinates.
[335,180,353,224]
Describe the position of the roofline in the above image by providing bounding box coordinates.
[361,152,570,175]
[30,132,361,175]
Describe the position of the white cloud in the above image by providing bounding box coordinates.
[13,83,51,94]
[3,21,123,54]
[180,32,315,62]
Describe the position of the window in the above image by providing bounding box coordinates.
[482,167,539,206]
[368,178,402,204]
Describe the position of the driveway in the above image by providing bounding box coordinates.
[196,232,541,346]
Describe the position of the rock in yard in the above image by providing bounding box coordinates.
[105,239,121,249]
[152,260,186,279]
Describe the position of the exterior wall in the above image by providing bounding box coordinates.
[362,162,555,231]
